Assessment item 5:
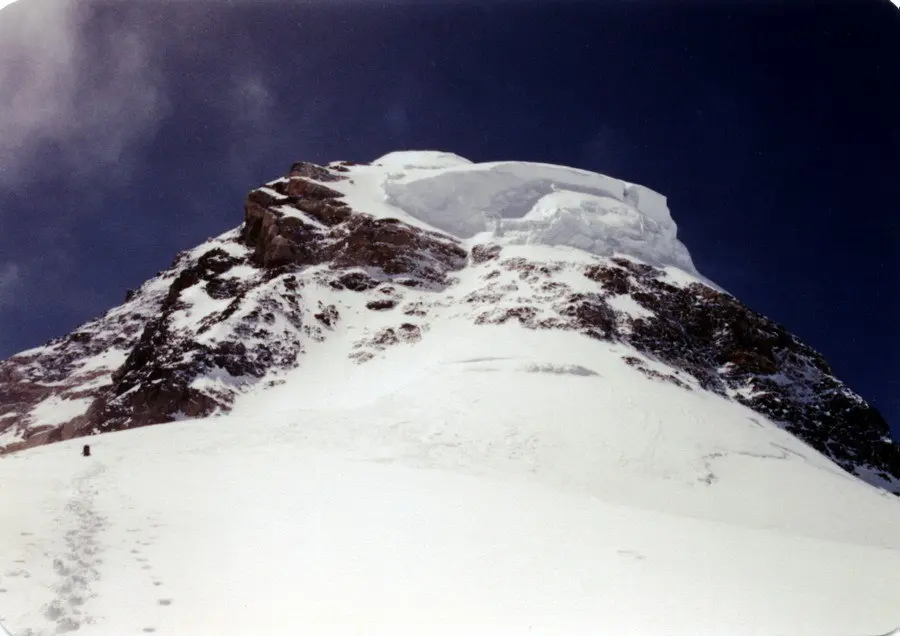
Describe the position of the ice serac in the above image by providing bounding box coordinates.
[379,152,698,276]
[0,150,897,496]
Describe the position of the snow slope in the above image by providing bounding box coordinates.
[2,320,900,635]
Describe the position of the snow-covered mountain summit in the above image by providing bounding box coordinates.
[1,150,898,495]
[3,151,900,635]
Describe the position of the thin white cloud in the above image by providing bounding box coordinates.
[0,0,291,199]
[219,66,286,185]
[0,263,21,307]
[0,0,171,191]
[229,73,274,128]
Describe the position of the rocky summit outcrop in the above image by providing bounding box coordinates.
[0,160,467,449]
[0,156,897,494]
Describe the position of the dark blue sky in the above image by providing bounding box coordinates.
[1,0,898,433]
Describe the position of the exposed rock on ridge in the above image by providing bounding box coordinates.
[0,160,467,449]
[467,250,900,484]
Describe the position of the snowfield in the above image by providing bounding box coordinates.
[2,323,900,635]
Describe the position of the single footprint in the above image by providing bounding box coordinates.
[617,549,646,560]
[56,617,80,633]
[142,629,157,634]
[158,599,172,606]
[152,581,162,587]
[43,600,64,620]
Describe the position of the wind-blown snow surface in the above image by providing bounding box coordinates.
[2,322,900,635]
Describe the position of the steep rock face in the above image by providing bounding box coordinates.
[0,160,467,441]
[87,168,467,434]
[0,269,174,452]
[85,241,270,434]
[242,176,466,283]
[0,157,896,495]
